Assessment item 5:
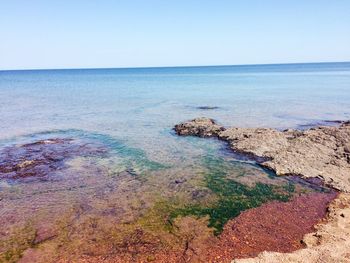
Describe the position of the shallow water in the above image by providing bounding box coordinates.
[0,62,349,261]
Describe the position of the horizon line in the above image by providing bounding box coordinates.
[1,60,350,72]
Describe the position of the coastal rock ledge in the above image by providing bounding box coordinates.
[175,117,350,192]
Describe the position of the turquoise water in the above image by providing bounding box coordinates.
[0,62,349,261]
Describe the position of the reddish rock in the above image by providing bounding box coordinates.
[206,192,337,262]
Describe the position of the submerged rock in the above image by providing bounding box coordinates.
[0,138,107,181]
[196,106,220,110]
[297,119,346,130]
[175,118,350,192]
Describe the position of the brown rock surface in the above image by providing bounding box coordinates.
[175,118,350,192]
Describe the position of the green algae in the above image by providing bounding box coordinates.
[283,182,296,193]
[185,157,293,233]
[168,182,292,234]
[146,156,296,235]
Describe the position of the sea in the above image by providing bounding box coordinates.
[0,62,349,260]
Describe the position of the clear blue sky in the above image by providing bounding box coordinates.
[1,0,350,70]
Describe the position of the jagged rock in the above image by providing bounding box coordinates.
[174,117,224,137]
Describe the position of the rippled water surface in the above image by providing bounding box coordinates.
[0,62,349,262]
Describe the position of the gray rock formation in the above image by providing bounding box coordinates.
[175,118,350,192]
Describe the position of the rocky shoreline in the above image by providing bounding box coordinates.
[175,117,350,192]
[175,117,350,262]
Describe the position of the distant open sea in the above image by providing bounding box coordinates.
[1,62,350,146]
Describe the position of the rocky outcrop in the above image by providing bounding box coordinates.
[175,118,350,192]
[174,117,224,137]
